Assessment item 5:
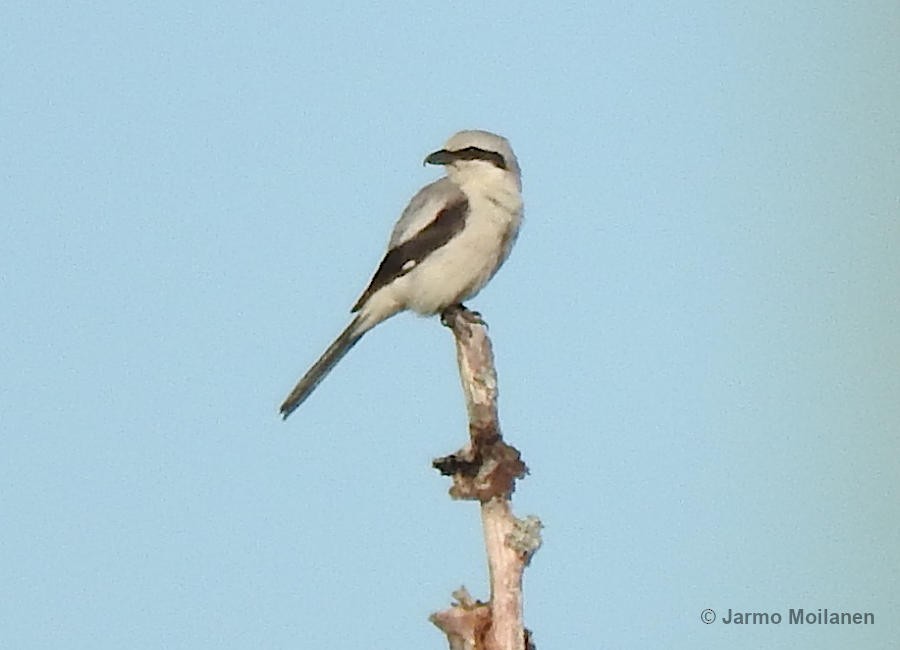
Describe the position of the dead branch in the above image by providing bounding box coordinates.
[430,305,542,650]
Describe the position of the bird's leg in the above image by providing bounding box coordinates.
[440,304,462,327]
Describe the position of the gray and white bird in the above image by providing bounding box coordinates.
[280,129,523,419]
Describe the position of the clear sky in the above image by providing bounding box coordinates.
[2,3,898,649]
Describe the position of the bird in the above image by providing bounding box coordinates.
[279,129,523,420]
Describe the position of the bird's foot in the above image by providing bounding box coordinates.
[441,303,486,328]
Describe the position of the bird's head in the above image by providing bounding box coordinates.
[425,130,521,190]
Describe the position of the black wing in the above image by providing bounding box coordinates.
[352,197,469,312]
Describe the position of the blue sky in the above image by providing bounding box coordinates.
[2,2,898,649]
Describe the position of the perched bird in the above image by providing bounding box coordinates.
[280,130,523,419]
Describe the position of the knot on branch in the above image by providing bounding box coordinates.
[507,515,544,566]
[429,588,491,650]
[430,588,538,650]
[433,435,527,501]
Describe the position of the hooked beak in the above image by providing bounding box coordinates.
[424,149,456,166]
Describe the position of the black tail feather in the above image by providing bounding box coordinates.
[280,319,365,420]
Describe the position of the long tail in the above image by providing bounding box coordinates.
[280,318,366,419]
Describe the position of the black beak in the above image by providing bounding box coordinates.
[424,149,456,166]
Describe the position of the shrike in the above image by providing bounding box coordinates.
[280,129,523,419]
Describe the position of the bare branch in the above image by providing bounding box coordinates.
[430,306,542,650]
